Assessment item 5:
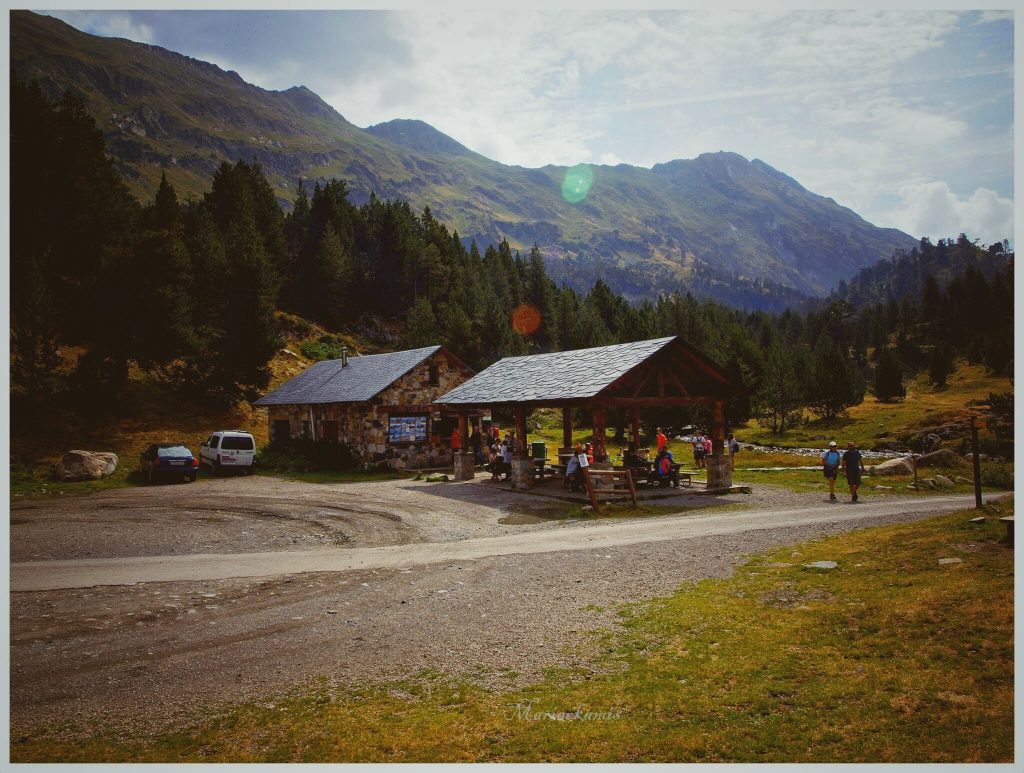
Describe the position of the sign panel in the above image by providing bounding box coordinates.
[388,415,428,443]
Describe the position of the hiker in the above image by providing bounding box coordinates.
[692,430,706,470]
[654,446,680,488]
[564,442,587,492]
[822,440,842,502]
[843,441,866,503]
[727,433,740,470]
[656,427,668,453]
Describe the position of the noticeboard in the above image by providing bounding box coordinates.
[388,415,428,443]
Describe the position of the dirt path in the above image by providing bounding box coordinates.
[9,478,982,737]
[12,495,975,591]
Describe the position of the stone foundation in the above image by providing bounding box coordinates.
[706,453,733,489]
[510,458,534,490]
[453,451,476,481]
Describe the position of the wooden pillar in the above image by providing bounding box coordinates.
[458,411,469,450]
[562,406,573,451]
[711,400,725,456]
[515,405,529,459]
[630,407,641,448]
[592,406,608,463]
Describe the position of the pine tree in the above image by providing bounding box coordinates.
[874,348,906,401]
[754,343,804,434]
[928,345,953,387]
[807,338,866,419]
[307,223,354,328]
[404,296,439,348]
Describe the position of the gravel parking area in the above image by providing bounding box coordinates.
[9,475,973,738]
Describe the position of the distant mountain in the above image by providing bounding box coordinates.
[10,11,918,306]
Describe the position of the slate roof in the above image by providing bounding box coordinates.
[435,336,678,405]
[253,346,442,406]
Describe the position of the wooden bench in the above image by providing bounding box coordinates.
[582,468,637,511]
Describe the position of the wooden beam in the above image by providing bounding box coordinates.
[514,405,529,460]
[592,406,608,462]
[562,406,573,451]
[630,407,641,447]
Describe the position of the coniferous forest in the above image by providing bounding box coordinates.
[11,81,1015,431]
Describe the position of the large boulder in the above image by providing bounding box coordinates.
[916,449,961,468]
[869,456,915,476]
[56,450,118,482]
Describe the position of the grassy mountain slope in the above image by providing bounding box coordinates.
[11,10,918,302]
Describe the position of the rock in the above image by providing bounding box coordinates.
[933,474,955,488]
[964,453,989,463]
[279,348,299,359]
[869,456,915,476]
[969,516,986,523]
[917,449,960,468]
[955,476,973,485]
[55,450,118,482]
[803,561,838,570]
[424,473,450,482]
[872,485,893,490]
[937,557,963,565]
[922,478,937,490]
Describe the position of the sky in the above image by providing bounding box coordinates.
[43,6,1015,245]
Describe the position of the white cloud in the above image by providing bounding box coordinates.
[50,11,155,44]
[879,182,1013,244]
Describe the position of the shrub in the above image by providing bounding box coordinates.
[980,462,1014,489]
[256,439,358,472]
[299,334,354,362]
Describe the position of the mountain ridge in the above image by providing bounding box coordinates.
[10,10,918,305]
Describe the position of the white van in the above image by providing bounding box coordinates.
[200,430,256,474]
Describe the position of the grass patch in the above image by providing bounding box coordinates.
[15,498,1013,763]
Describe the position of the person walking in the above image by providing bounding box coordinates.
[727,433,740,471]
[843,441,866,503]
[656,427,668,453]
[822,440,842,502]
[692,430,706,470]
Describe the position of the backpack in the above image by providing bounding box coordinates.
[659,455,673,476]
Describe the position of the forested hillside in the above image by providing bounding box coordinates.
[11,81,1014,442]
[10,10,919,306]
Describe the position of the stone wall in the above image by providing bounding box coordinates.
[264,351,472,470]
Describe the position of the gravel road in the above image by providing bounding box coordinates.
[9,476,979,738]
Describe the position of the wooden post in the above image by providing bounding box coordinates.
[458,412,469,451]
[630,407,641,448]
[592,406,607,462]
[711,400,725,456]
[515,405,529,459]
[971,416,983,509]
[562,406,573,451]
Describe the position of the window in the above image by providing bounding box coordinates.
[157,445,192,457]
[208,436,220,449]
[221,435,255,450]
[428,364,440,386]
[389,415,428,443]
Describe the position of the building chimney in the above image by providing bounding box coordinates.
[341,346,349,367]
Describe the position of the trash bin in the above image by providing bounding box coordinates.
[532,441,547,459]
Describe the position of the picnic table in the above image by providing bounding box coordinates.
[622,459,692,487]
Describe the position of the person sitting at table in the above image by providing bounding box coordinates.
[654,447,680,488]
[584,442,595,465]
[623,441,645,469]
[564,442,587,492]
[487,444,505,481]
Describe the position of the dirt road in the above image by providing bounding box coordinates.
[9,476,979,736]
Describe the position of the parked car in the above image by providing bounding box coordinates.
[139,443,199,483]
[200,430,257,475]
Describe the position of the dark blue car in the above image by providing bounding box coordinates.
[139,443,199,483]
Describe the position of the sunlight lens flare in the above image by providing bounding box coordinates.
[561,164,594,204]
[511,303,542,335]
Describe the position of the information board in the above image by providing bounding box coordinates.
[388,415,428,443]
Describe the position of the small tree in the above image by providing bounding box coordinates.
[754,343,804,434]
[806,338,866,420]
[928,345,953,387]
[874,348,906,401]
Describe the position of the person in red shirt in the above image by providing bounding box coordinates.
[656,427,668,452]
[450,428,461,451]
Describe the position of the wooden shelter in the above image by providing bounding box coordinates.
[434,336,738,488]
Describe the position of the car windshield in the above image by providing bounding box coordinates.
[157,445,192,458]
[220,436,254,450]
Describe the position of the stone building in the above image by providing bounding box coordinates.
[252,345,476,469]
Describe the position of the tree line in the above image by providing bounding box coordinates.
[11,81,1014,435]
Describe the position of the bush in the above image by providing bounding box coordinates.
[299,334,354,362]
[980,462,1014,489]
[256,439,358,472]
